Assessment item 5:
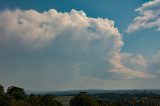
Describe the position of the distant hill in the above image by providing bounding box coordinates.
[25,89,160,96]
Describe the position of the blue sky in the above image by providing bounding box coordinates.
[0,0,160,90]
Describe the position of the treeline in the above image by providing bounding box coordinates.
[0,85,122,106]
[0,85,62,106]
[70,92,122,106]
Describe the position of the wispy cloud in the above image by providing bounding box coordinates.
[126,0,160,33]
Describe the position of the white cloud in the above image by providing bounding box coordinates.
[147,51,160,75]
[109,53,154,79]
[0,8,155,90]
[126,0,160,33]
[0,9,122,49]
[121,53,146,69]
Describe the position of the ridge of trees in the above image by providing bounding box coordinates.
[0,85,122,106]
[0,85,62,106]
[70,92,122,106]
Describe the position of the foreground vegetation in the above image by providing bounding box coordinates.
[0,85,62,106]
[1,85,160,106]
[70,92,121,106]
[0,85,122,106]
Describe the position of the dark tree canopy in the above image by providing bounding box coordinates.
[7,86,25,95]
[70,92,96,106]
[70,92,122,106]
[42,94,62,106]
[0,86,123,106]
[0,85,4,94]
[6,86,26,100]
[0,85,63,106]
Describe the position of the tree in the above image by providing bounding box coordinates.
[41,94,62,106]
[7,86,25,95]
[70,92,122,106]
[70,92,96,106]
[0,94,14,106]
[29,94,43,106]
[0,86,64,106]
[6,86,27,100]
[0,85,4,94]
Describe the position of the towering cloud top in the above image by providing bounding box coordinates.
[0,9,155,90]
[0,9,122,48]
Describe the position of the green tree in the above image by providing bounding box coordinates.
[42,94,62,106]
[0,85,4,94]
[7,86,25,95]
[0,94,14,106]
[0,86,64,106]
[6,86,27,100]
[70,92,96,106]
[29,94,43,106]
[70,92,122,106]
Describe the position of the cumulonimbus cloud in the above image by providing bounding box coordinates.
[0,9,122,48]
[126,0,160,33]
[0,8,154,88]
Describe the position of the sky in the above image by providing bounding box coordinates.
[0,0,160,91]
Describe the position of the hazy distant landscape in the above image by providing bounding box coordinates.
[32,89,160,106]
[1,85,160,106]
